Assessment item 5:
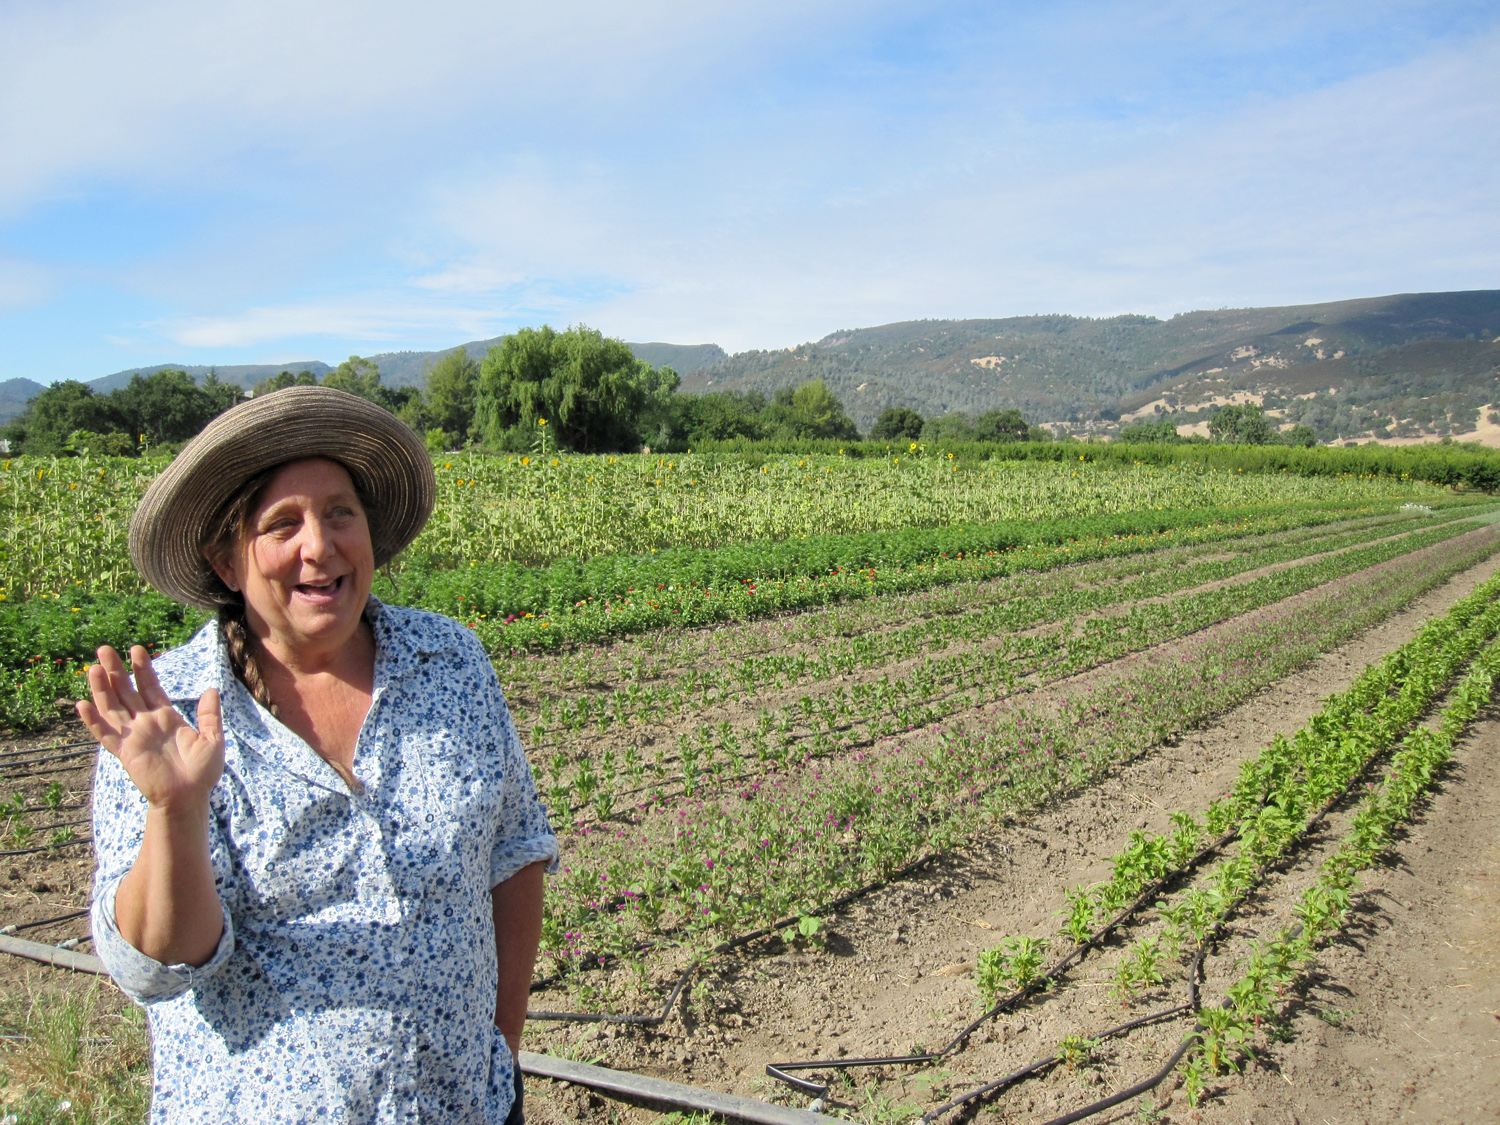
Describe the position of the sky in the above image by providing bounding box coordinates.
[1,0,1497,384]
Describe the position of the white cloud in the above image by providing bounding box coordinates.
[155,298,508,349]
[408,26,1500,349]
[0,0,890,215]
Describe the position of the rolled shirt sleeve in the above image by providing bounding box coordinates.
[90,748,237,1005]
[485,663,560,889]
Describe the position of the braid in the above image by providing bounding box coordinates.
[218,605,278,717]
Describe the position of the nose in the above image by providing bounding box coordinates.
[298,515,336,563]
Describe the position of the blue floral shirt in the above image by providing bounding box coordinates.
[91,599,559,1124]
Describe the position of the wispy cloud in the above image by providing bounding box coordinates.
[1,0,1497,379]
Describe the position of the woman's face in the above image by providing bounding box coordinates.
[213,458,375,658]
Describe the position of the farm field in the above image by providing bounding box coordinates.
[0,451,1497,1124]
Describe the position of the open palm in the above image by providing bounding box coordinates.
[77,645,225,813]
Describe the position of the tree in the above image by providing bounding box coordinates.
[253,369,320,397]
[1281,424,1318,448]
[972,408,1031,443]
[474,325,674,453]
[423,349,479,447]
[1118,419,1184,444]
[3,381,124,455]
[670,390,766,445]
[322,356,382,400]
[1208,403,1277,445]
[113,369,223,445]
[870,407,925,441]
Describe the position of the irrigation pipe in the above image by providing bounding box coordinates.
[0,748,96,772]
[0,908,89,934]
[0,837,90,857]
[0,934,106,975]
[764,831,1236,1100]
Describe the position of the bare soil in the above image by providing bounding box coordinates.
[519,551,1500,1125]
[1,542,1498,1124]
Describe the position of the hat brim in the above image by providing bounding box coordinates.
[129,386,437,610]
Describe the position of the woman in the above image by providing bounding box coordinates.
[81,387,558,1123]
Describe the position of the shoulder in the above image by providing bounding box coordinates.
[376,603,489,664]
[148,618,222,702]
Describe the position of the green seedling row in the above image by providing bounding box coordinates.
[531,520,1485,820]
[535,528,1499,1009]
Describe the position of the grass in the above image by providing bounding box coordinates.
[0,983,149,1125]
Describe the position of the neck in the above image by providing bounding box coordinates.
[251,617,376,685]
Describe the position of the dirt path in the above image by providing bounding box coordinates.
[522,550,1500,1125]
[1192,709,1500,1125]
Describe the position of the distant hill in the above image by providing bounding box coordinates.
[0,378,45,423]
[8,290,1495,443]
[681,289,1500,438]
[628,342,727,375]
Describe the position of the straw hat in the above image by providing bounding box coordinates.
[129,386,437,610]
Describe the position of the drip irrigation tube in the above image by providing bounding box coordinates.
[530,854,939,1025]
[0,740,94,760]
[0,908,89,934]
[0,836,91,857]
[919,1005,1190,1123]
[0,748,96,772]
[764,830,1234,1100]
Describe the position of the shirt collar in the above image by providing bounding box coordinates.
[152,597,460,794]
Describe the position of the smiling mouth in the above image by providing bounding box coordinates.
[294,576,345,598]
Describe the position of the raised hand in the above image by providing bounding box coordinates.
[77,645,225,814]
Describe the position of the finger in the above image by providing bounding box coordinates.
[74,699,120,754]
[86,662,131,726]
[131,646,171,711]
[196,689,224,748]
[97,645,146,716]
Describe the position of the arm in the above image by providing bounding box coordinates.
[79,645,226,967]
[491,860,546,1060]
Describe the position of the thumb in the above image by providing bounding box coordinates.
[196,688,224,747]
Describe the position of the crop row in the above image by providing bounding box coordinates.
[533,524,1500,1006]
[526,519,1486,819]
[910,557,1500,1120]
[494,509,1436,699]
[0,451,1463,599]
[519,511,1465,746]
[1188,631,1500,1096]
[1,503,1464,733]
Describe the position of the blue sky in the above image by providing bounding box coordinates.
[1,0,1497,383]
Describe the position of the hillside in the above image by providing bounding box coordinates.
[680,289,1500,437]
[7,289,1495,442]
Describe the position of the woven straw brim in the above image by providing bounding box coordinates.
[129,386,437,610]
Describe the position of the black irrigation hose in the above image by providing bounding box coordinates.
[527,854,940,1026]
[0,747,96,771]
[0,741,94,768]
[764,831,1237,1100]
[0,836,91,857]
[920,1004,1192,1123]
[0,908,89,934]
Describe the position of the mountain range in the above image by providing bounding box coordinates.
[4,290,1496,442]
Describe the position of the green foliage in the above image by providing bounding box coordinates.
[976,935,1048,1004]
[870,407,925,441]
[1118,419,1193,444]
[3,370,245,456]
[475,325,679,453]
[920,408,1033,444]
[1208,403,1278,445]
[422,348,480,447]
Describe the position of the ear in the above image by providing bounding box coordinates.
[204,547,241,593]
